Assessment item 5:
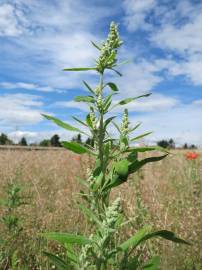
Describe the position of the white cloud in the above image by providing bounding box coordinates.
[0,93,44,125]
[129,102,202,146]
[116,94,178,112]
[53,100,89,112]
[152,13,202,55]
[0,81,63,92]
[192,99,202,106]
[0,3,27,36]
[123,0,156,31]
[115,61,162,98]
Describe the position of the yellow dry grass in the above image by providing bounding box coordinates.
[0,149,201,269]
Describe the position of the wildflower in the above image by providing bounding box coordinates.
[185,152,199,160]
[74,155,81,162]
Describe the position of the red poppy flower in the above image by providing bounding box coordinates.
[185,152,199,160]
[74,155,81,162]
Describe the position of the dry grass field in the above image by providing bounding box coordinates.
[0,148,201,269]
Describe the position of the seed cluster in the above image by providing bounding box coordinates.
[96,22,123,73]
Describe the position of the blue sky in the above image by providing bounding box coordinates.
[0,0,202,146]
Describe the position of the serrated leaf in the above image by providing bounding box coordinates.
[42,114,85,135]
[74,95,95,103]
[43,252,69,270]
[42,232,93,246]
[63,67,96,71]
[131,132,153,142]
[129,155,168,174]
[62,141,89,154]
[119,93,151,105]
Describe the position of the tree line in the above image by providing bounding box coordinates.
[0,132,197,149]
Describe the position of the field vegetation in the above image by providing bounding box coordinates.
[0,149,201,269]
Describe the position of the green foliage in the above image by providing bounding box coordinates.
[157,138,175,149]
[50,134,61,147]
[0,133,13,145]
[0,172,28,269]
[19,137,28,146]
[42,22,190,269]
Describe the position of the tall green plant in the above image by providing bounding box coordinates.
[42,22,190,269]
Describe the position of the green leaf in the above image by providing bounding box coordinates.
[78,203,102,226]
[143,230,191,245]
[143,256,160,270]
[114,160,130,180]
[42,114,85,135]
[125,256,139,270]
[130,132,153,142]
[43,252,70,270]
[72,116,88,127]
[106,82,119,92]
[112,121,121,133]
[92,171,104,191]
[119,227,190,253]
[63,67,96,71]
[83,81,94,94]
[103,92,117,112]
[119,93,151,106]
[110,68,123,76]
[62,141,89,154]
[75,176,89,188]
[128,146,169,154]
[119,226,151,251]
[129,122,142,133]
[74,95,95,103]
[86,113,93,129]
[129,155,168,174]
[42,232,93,246]
[104,116,116,130]
[91,41,101,50]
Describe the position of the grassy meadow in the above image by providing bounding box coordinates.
[0,148,201,269]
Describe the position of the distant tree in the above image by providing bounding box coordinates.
[157,138,175,149]
[50,134,61,147]
[72,133,82,144]
[40,139,51,147]
[19,137,27,146]
[0,133,13,145]
[157,140,170,149]
[183,143,188,149]
[168,138,175,149]
[190,144,197,149]
[85,137,94,147]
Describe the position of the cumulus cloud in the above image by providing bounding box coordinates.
[0,93,44,125]
[0,82,63,92]
[0,3,28,36]
[123,0,156,31]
